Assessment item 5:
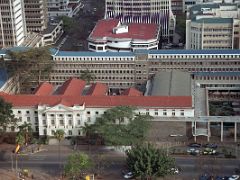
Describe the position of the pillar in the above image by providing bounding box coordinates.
[221,121,223,142]
[207,121,210,142]
[234,122,237,142]
[194,121,197,142]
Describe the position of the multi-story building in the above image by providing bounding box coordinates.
[24,0,48,33]
[47,0,81,17]
[0,0,27,48]
[0,78,194,136]
[88,19,160,52]
[48,49,240,89]
[186,3,240,49]
[105,0,176,39]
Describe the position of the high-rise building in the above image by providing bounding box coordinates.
[0,0,27,48]
[186,3,240,49]
[105,0,176,39]
[24,0,48,33]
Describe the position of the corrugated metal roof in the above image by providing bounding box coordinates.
[0,68,8,88]
[55,51,135,57]
[193,71,240,76]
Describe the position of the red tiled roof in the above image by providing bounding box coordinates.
[90,19,159,40]
[33,82,54,96]
[122,88,143,96]
[87,83,108,96]
[0,94,192,108]
[56,78,86,96]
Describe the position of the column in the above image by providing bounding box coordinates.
[221,121,223,142]
[234,122,237,142]
[194,121,197,142]
[207,121,210,142]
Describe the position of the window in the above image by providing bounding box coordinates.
[60,120,64,126]
[34,111,38,114]
[27,117,31,122]
[68,130,72,136]
[95,111,99,115]
[43,129,47,135]
[78,130,81,136]
[18,111,21,114]
[26,111,30,114]
[87,117,91,122]
[42,113,46,117]
[77,120,81,125]
[68,120,72,125]
[172,112,175,116]
[77,114,80,117]
[59,114,63,117]
[68,114,72,117]
[43,120,46,125]
[87,111,90,115]
[155,112,158,115]
[35,117,38,122]
[180,110,184,116]
[51,114,54,117]
[19,117,22,121]
[51,119,55,125]
[163,110,167,116]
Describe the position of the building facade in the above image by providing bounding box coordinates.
[186,3,240,49]
[88,19,160,52]
[24,0,48,33]
[48,49,240,89]
[0,0,27,48]
[105,0,176,39]
[0,78,194,136]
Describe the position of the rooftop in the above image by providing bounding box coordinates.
[89,19,159,40]
[0,68,8,89]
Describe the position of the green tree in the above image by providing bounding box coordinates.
[60,16,75,33]
[18,122,32,145]
[6,47,54,92]
[126,143,175,180]
[91,106,151,146]
[54,129,65,171]
[0,97,17,132]
[80,69,95,84]
[64,152,93,180]
[15,132,25,146]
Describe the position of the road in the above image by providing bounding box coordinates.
[0,147,239,179]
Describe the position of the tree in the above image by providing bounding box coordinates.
[80,69,95,84]
[126,143,175,180]
[54,129,65,171]
[64,152,93,180]
[0,97,17,132]
[15,132,25,146]
[6,47,54,92]
[60,16,75,33]
[18,122,32,145]
[91,106,151,146]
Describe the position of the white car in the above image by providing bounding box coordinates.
[170,168,179,174]
[229,175,239,180]
[124,172,134,179]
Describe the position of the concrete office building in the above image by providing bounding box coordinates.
[105,0,176,39]
[24,0,48,33]
[186,3,240,49]
[0,0,27,48]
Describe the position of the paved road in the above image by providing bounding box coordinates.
[0,148,239,179]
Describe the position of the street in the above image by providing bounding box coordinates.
[0,145,239,179]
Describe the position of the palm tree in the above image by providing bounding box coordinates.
[18,122,32,145]
[54,129,65,172]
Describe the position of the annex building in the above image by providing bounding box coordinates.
[88,19,160,52]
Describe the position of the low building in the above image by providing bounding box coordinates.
[88,19,160,52]
[0,78,194,136]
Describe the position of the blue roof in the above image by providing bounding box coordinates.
[194,18,233,24]
[193,72,240,76]
[0,68,8,88]
[55,51,135,57]
[148,49,240,55]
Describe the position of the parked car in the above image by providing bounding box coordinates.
[202,148,216,155]
[188,143,201,148]
[123,172,134,179]
[229,175,239,180]
[169,167,180,174]
[202,143,218,149]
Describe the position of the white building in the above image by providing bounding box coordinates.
[186,3,240,49]
[105,0,176,40]
[0,78,194,136]
[47,0,81,17]
[88,19,160,52]
[0,0,27,48]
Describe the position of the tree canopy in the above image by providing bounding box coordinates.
[6,47,54,92]
[0,97,16,132]
[90,106,152,146]
[64,152,93,179]
[54,129,65,142]
[80,69,95,84]
[126,143,175,179]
